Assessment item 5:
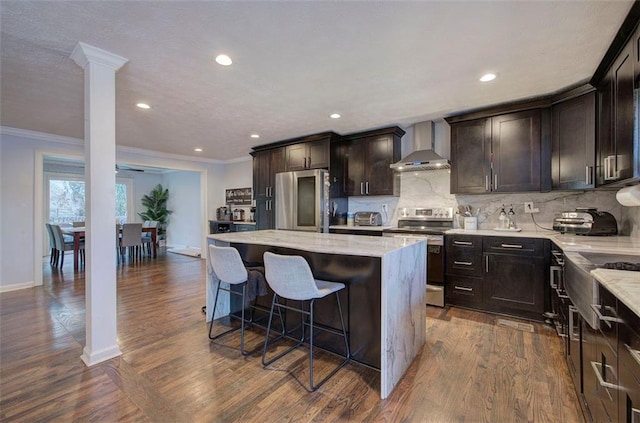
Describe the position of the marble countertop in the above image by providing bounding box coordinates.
[208,229,424,257]
[591,268,640,317]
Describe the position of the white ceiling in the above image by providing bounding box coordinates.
[0,1,634,162]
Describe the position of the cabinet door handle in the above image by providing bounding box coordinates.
[555,288,569,300]
[453,261,473,266]
[360,182,364,195]
[625,344,640,367]
[454,286,473,292]
[585,166,592,185]
[590,361,620,390]
[500,243,523,249]
[485,255,489,273]
[453,241,473,246]
[307,156,311,168]
[485,175,489,191]
[590,304,624,326]
[365,181,369,194]
[494,174,498,190]
[303,157,307,168]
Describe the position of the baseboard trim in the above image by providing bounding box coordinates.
[0,281,35,293]
[81,345,122,367]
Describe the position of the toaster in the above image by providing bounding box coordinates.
[552,208,618,236]
[354,211,383,226]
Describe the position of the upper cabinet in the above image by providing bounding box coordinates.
[252,147,285,230]
[591,4,640,186]
[551,90,596,190]
[449,108,549,194]
[285,139,330,171]
[339,127,404,197]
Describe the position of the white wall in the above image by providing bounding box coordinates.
[0,128,228,290]
[220,158,254,218]
[131,172,163,221]
[163,171,201,248]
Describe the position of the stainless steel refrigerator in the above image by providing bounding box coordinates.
[275,169,329,232]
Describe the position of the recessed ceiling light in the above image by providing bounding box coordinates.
[215,54,232,66]
[330,113,341,119]
[480,73,497,82]
[194,148,203,152]
[136,103,151,109]
[250,134,260,139]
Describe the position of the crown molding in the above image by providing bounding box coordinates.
[0,126,83,145]
[1,126,251,165]
[71,42,128,71]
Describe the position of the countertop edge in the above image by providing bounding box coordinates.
[591,268,640,317]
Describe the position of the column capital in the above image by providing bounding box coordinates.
[70,42,128,71]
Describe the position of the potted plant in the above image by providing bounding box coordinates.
[138,184,173,244]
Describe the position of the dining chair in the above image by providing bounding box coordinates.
[141,221,158,256]
[51,224,84,268]
[262,252,350,391]
[119,223,143,261]
[45,223,57,265]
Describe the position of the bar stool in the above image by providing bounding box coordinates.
[208,245,258,356]
[262,251,350,391]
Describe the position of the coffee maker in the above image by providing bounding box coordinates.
[216,206,230,221]
[249,206,256,222]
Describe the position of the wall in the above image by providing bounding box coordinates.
[220,159,254,220]
[0,128,228,290]
[163,171,201,248]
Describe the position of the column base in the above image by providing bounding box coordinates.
[80,345,122,366]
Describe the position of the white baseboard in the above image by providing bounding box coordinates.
[0,281,35,293]
[81,345,122,367]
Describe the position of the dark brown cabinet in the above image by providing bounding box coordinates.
[252,147,285,230]
[596,38,637,185]
[445,234,547,321]
[449,109,546,194]
[483,237,546,319]
[340,127,403,197]
[285,139,329,171]
[552,91,596,189]
[450,119,491,194]
[445,235,484,308]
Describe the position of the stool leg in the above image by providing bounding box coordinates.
[208,282,223,339]
[309,299,315,390]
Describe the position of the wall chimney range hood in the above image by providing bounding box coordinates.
[390,121,450,172]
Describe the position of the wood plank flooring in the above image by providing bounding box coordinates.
[0,251,584,422]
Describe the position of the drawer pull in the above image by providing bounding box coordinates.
[453,261,472,266]
[454,286,473,292]
[500,243,523,249]
[555,288,569,300]
[590,361,620,391]
[590,304,624,325]
[625,344,640,367]
[453,241,473,246]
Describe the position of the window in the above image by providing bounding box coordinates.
[46,174,134,224]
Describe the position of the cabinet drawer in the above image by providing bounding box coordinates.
[446,235,483,277]
[483,236,543,256]
[445,275,483,306]
[596,284,619,352]
[618,301,640,384]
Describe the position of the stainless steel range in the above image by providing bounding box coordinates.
[382,207,454,307]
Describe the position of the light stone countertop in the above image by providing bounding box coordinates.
[591,269,640,317]
[208,229,424,257]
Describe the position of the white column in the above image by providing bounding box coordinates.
[71,42,128,366]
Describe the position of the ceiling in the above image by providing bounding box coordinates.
[0,1,634,162]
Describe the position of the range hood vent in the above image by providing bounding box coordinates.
[390,120,450,172]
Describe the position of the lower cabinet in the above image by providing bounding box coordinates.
[445,235,547,320]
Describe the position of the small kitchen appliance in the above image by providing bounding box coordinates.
[233,208,245,221]
[354,212,383,226]
[552,208,618,235]
[216,206,230,221]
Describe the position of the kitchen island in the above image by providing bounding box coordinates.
[206,229,427,398]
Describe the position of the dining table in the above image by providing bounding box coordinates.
[62,226,158,271]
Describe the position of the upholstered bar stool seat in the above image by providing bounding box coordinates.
[208,245,261,355]
[262,251,350,391]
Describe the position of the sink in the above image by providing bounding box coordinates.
[578,252,640,266]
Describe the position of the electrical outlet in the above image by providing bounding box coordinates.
[524,202,539,213]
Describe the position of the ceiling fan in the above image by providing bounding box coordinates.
[115,164,145,173]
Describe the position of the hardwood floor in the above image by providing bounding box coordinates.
[1,251,584,422]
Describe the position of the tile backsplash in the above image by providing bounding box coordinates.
[346,170,639,237]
